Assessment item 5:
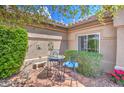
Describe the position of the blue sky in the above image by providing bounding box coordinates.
[46,5,101,24]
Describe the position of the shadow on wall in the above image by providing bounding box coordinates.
[25,26,68,59]
[59,40,68,54]
[27,26,67,37]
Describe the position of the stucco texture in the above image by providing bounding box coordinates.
[24,9,124,73]
[114,10,124,67]
[25,26,68,59]
[68,24,116,72]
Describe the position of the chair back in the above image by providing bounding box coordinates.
[50,49,60,56]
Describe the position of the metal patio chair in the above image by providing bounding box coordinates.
[63,54,79,87]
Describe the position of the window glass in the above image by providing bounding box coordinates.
[78,34,99,52]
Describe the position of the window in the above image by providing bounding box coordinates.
[78,34,100,52]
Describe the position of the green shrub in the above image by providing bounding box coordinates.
[64,50,103,77]
[0,25,28,79]
[64,50,79,61]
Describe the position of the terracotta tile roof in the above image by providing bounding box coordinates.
[39,14,112,29]
[54,13,111,28]
[44,15,97,28]
[69,15,97,27]
[42,18,68,28]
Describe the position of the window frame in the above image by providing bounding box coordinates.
[76,33,100,53]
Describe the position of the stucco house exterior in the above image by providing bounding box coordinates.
[25,10,124,73]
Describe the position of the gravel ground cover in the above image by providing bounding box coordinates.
[77,74,123,87]
[0,61,122,87]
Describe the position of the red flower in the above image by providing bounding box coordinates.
[111,73,120,80]
[114,69,124,75]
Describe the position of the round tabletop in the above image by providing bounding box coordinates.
[48,55,65,62]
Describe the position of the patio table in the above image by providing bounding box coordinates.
[47,55,65,72]
[47,55,65,85]
[48,55,65,63]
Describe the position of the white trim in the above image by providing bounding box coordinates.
[76,32,101,53]
[25,56,48,62]
[25,58,39,62]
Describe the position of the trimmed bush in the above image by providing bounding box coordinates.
[0,25,28,79]
[64,50,79,61]
[64,50,103,77]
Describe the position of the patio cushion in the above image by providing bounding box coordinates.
[63,61,79,68]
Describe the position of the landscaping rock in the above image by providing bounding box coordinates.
[0,79,14,87]
[0,62,123,87]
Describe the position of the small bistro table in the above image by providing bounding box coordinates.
[47,55,65,85]
[48,55,65,62]
[47,55,65,73]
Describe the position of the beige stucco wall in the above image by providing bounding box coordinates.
[25,21,117,72]
[68,24,116,72]
[25,26,68,60]
[114,10,124,27]
[116,28,124,66]
[114,10,124,67]
[24,9,124,72]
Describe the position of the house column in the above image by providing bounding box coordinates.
[114,10,124,67]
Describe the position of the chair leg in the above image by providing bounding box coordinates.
[70,78,73,87]
[74,68,78,87]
